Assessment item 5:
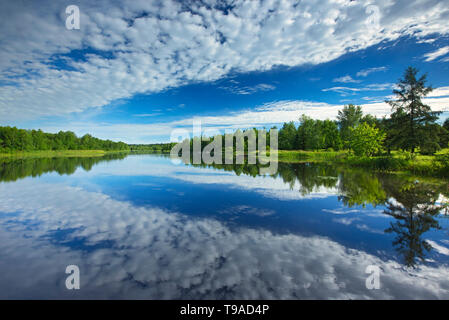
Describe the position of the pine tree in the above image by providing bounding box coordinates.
[386,67,442,154]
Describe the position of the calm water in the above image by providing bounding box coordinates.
[0,154,448,299]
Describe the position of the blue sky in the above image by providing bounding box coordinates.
[1,0,449,143]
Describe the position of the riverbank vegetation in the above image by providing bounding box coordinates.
[276,148,449,178]
[0,127,129,157]
[0,153,128,183]
[129,143,176,153]
[175,67,449,178]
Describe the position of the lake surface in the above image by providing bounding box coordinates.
[0,154,448,299]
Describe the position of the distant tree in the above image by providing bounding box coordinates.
[361,114,380,127]
[386,66,442,154]
[337,104,363,147]
[297,115,322,150]
[0,126,128,152]
[17,129,33,151]
[349,122,385,157]
[321,119,342,150]
[279,121,297,150]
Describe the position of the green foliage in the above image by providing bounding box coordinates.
[349,122,386,157]
[297,115,322,150]
[432,152,449,177]
[296,115,342,151]
[337,104,363,146]
[129,143,177,153]
[0,126,129,152]
[338,170,387,208]
[278,122,297,150]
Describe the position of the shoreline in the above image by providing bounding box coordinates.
[0,149,130,159]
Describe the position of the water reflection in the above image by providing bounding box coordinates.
[0,153,128,183]
[190,161,449,267]
[0,155,448,298]
[384,181,444,267]
[1,179,448,299]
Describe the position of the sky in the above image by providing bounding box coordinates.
[1,0,449,143]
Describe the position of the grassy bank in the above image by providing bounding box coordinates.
[275,149,449,178]
[0,149,129,159]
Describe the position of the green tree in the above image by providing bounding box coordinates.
[438,119,449,148]
[278,122,297,150]
[349,122,385,157]
[337,104,363,147]
[386,66,442,154]
[321,119,342,150]
[297,115,322,150]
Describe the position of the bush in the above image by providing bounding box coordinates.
[349,123,386,157]
[420,142,441,155]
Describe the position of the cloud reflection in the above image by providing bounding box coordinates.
[0,180,448,299]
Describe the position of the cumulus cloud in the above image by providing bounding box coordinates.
[1,179,449,299]
[1,0,449,120]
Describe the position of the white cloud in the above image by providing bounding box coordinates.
[36,93,449,143]
[427,86,449,97]
[423,46,449,61]
[219,83,276,95]
[426,240,449,256]
[1,0,449,120]
[333,75,361,83]
[1,179,449,299]
[322,83,393,95]
[356,67,388,77]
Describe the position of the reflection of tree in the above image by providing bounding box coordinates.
[294,163,339,196]
[189,159,449,267]
[383,182,443,267]
[191,161,340,193]
[338,171,387,207]
[0,153,128,182]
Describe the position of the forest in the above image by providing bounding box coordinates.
[129,143,177,153]
[0,127,128,152]
[276,67,449,156]
[180,67,449,158]
[1,67,448,160]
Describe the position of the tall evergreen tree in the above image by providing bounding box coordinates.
[386,66,442,154]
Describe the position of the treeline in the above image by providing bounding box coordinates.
[0,126,129,152]
[173,67,447,157]
[129,143,177,153]
[277,66,448,156]
[278,106,449,155]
